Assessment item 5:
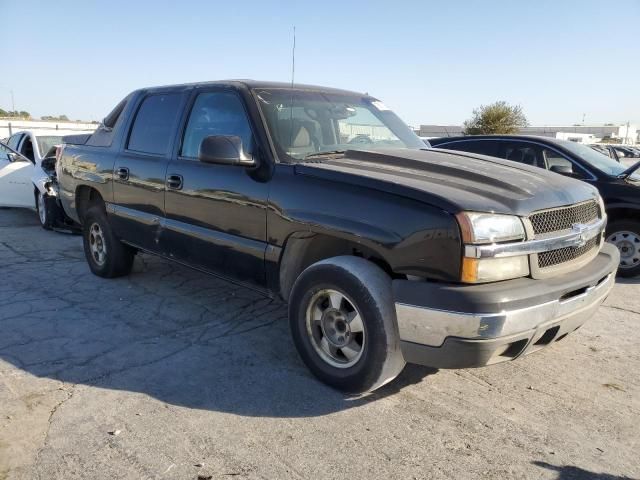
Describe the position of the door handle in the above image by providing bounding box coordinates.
[116,167,129,181]
[166,174,183,190]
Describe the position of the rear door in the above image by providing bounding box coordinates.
[162,88,269,286]
[111,91,187,252]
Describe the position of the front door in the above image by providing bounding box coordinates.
[111,91,187,252]
[162,89,269,286]
[0,143,34,208]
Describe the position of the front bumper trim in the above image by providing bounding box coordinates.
[395,272,614,348]
[394,244,619,369]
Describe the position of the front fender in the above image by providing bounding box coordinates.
[31,166,57,197]
[283,209,403,246]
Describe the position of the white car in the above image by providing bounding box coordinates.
[1,129,93,229]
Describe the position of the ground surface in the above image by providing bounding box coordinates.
[0,208,638,480]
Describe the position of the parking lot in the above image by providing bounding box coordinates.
[0,207,638,480]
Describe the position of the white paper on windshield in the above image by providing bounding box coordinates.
[371,101,390,111]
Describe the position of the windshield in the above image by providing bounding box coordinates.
[561,141,640,180]
[254,89,424,161]
[36,136,63,158]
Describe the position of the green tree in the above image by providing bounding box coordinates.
[1,110,31,119]
[41,114,69,121]
[463,101,528,135]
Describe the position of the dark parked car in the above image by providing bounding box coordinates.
[589,144,610,156]
[592,144,640,163]
[430,135,640,276]
[57,81,618,393]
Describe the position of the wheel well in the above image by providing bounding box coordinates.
[278,233,394,301]
[607,207,640,226]
[76,186,104,224]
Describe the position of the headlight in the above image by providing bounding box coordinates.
[457,212,529,283]
[596,194,606,219]
[456,212,525,244]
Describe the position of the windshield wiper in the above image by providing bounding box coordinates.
[304,150,347,160]
[617,160,640,179]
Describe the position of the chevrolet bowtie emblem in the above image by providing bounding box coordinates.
[572,223,589,248]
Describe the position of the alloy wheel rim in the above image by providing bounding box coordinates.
[37,193,46,225]
[88,223,107,266]
[606,230,640,269]
[305,289,365,369]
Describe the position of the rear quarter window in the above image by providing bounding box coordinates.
[87,96,131,148]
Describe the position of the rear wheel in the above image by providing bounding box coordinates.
[606,220,640,277]
[82,205,135,278]
[289,256,405,393]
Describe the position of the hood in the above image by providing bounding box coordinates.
[294,148,599,216]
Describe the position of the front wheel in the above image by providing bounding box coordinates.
[35,191,54,230]
[82,205,135,278]
[289,256,405,393]
[606,220,640,277]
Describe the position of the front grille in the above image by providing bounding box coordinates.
[537,236,599,268]
[530,200,599,236]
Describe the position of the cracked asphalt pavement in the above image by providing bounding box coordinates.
[1,207,639,480]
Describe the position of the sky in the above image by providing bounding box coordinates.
[1,0,639,127]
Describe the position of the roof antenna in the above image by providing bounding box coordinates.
[290,26,296,88]
[288,26,296,155]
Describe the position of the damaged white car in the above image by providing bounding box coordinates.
[1,129,92,230]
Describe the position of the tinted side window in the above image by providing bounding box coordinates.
[543,149,572,169]
[541,148,586,179]
[439,140,498,157]
[88,96,131,148]
[127,93,183,155]
[497,142,544,168]
[181,91,253,159]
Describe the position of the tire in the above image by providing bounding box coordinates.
[82,205,135,278]
[606,220,640,278]
[289,256,405,393]
[35,191,54,230]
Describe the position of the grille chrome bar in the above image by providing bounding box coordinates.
[464,216,606,259]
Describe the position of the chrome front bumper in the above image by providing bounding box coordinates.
[394,243,619,369]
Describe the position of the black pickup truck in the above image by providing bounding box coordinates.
[57,80,619,393]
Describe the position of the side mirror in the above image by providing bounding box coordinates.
[7,152,29,163]
[198,135,256,168]
[550,164,573,175]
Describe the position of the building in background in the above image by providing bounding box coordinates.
[1,119,97,140]
[418,124,639,144]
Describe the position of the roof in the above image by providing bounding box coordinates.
[419,124,622,139]
[12,129,95,137]
[142,79,367,97]
[429,134,575,146]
